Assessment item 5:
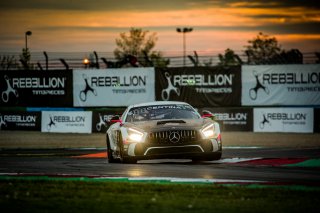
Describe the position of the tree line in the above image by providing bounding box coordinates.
[1,28,319,70]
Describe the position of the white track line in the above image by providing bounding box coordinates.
[124,177,266,183]
[223,146,263,149]
[214,157,262,163]
[0,173,267,184]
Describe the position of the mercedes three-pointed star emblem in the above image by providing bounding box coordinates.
[169,131,180,143]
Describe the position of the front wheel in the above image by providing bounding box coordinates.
[106,136,118,163]
[118,136,137,164]
[119,146,137,164]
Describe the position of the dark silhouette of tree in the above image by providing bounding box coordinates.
[244,32,282,64]
[114,28,169,67]
[19,48,34,70]
[315,52,320,63]
[0,55,18,70]
[218,48,243,66]
[267,49,303,64]
[146,51,170,68]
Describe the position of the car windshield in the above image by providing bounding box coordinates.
[125,104,200,122]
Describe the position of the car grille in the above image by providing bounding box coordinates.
[145,146,203,155]
[149,130,199,144]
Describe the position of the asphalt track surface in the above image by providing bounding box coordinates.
[1,147,320,186]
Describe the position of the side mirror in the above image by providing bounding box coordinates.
[110,115,122,124]
[201,110,215,120]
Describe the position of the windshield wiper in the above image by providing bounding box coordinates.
[157,120,186,125]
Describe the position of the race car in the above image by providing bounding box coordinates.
[106,101,222,163]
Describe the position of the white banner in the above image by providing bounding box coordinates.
[254,108,314,133]
[73,68,155,107]
[242,65,320,106]
[41,111,92,133]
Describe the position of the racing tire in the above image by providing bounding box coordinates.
[119,146,137,164]
[106,136,118,163]
[119,135,137,164]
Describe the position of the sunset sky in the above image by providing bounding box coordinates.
[0,0,319,55]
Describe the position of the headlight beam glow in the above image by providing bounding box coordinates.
[201,123,215,139]
[128,128,144,142]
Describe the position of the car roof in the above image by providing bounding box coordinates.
[128,101,191,108]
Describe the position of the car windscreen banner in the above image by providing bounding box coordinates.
[0,70,73,107]
[41,111,92,133]
[0,111,41,131]
[242,65,320,106]
[253,108,314,133]
[92,110,124,133]
[199,107,253,131]
[73,68,155,107]
[155,67,241,107]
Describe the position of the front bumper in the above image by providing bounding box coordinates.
[123,138,222,160]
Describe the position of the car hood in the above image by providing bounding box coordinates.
[123,119,211,132]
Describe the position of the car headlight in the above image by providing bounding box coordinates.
[201,123,215,139]
[127,128,144,142]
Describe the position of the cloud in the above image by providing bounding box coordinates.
[0,0,201,11]
[226,0,320,9]
[3,0,319,11]
[1,0,319,52]
[247,14,294,19]
[33,21,320,35]
[198,22,320,34]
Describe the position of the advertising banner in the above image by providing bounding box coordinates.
[0,111,41,131]
[41,111,92,133]
[253,108,313,133]
[0,70,73,107]
[155,67,241,107]
[200,107,253,131]
[314,108,320,133]
[92,110,124,133]
[242,65,320,106]
[73,68,155,107]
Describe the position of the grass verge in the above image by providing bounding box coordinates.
[1,178,320,213]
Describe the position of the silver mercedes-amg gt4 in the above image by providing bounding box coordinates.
[106,101,222,163]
